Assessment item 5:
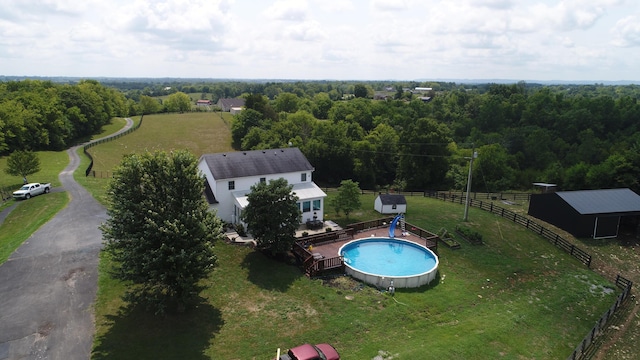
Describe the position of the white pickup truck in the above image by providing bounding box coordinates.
[13,182,51,200]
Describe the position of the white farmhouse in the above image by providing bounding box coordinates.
[374,194,407,214]
[198,148,326,225]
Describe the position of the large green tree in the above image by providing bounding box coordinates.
[100,150,223,314]
[138,95,163,114]
[241,178,301,254]
[163,91,192,112]
[4,150,41,183]
[397,117,453,190]
[331,179,362,218]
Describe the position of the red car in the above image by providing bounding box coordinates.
[279,343,340,360]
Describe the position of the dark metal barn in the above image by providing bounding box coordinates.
[527,188,640,239]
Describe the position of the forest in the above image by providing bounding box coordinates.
[0,79,128,152]
[1,78,639,194]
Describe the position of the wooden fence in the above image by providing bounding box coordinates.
[567,276,633,360]
[426,191,636,359]
[84,115,144,177]
[426,191,592,267]
[1,185,14,203]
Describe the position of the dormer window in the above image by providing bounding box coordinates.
[301,173,307,182]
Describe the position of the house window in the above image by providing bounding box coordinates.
[313,199,321,211]
[228,181,235,190]
[302,201,311,213]
[260,177,266,183]
[392,204,397,210]
[301,173,307,182]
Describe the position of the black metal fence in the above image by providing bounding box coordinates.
[84,116,143,177]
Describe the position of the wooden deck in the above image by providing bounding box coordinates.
[296,220,439,276]
[310,227,437,260]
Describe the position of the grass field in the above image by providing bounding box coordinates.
[2,112,632,359]
[0,192,69,264]
[87,112,233,174]
[78,112,234,204]
[92,194,619,359]
[0,151,70,191]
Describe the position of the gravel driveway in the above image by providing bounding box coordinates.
[0,119,133,360]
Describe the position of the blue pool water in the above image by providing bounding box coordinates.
[340,238,438,277]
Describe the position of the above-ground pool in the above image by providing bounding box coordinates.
[339,237,439,289]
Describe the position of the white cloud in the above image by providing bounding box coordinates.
[0,0,637,81]
[372,0,409,12]
[611,15,640,47]
[264,0,309,21]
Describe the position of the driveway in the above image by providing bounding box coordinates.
[0,118,133,360]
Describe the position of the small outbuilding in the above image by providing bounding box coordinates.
[374,194,407,214]
[527,188,640,239]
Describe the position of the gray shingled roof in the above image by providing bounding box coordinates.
[217,98,245,110]
[378,194,407,205]
[200,148,314,180]
[557,188,640,215]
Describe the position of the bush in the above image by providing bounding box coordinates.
[235,223,247,237]
[455,225,483,244]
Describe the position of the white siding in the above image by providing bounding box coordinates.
[199,156,323,224]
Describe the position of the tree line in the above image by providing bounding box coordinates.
[0,79,128,154]
[229,83,640,194]
[3,78,639,194]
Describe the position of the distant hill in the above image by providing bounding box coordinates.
[1,76,637,86]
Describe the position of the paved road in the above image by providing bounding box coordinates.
[0,119,133,360]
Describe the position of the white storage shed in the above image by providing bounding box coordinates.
[374,194,407,214]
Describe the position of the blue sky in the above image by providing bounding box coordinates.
[0,0,639,81]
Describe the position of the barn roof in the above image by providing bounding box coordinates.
[200,147,314,180]
[378,194,407,205]
[557,188,640,215]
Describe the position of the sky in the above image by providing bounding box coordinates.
[1,0,639,82]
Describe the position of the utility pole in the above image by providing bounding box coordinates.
[463,147,477,222]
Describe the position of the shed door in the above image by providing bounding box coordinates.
[593,216,620,239]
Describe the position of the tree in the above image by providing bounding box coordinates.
[397,117,453,190]
[164,91,192,112]
[138,95,162,114]
[273,93,300,113]
[331,180,361,218]
[5,150,41,183]
[100,150,223,314]
[241,178,301,255]
[354,84,368,98]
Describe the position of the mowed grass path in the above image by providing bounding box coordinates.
[88,112,233,173]
[93,194,618,359]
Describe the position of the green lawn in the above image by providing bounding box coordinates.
[92,194,618,359]
[0,151,70,190]
[78,112,234,205]
[86,112,233,174]
[0,192,69,264]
